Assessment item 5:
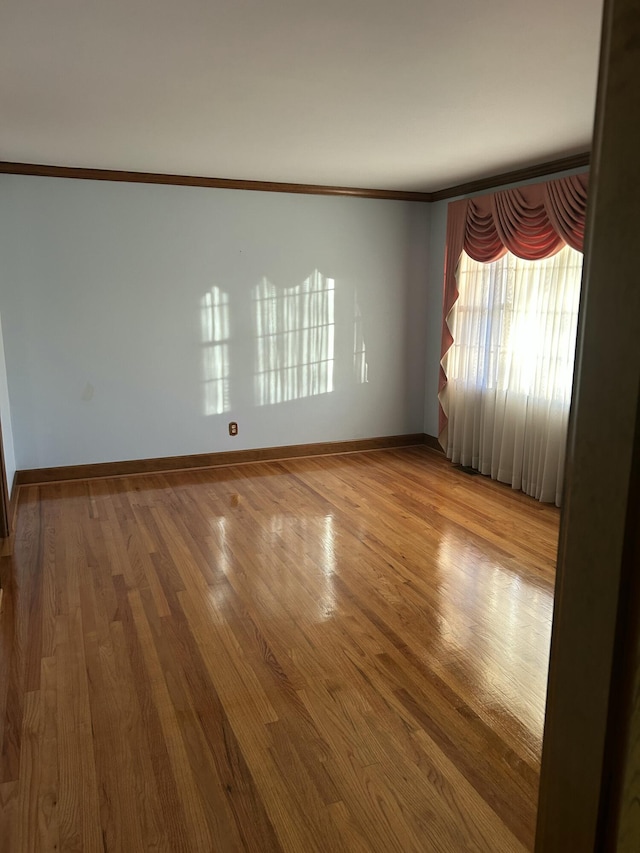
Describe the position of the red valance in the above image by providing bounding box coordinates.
[438,172,589,437]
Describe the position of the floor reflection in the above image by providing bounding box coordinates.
[261,512,337,623]
[436,529,553,737]
[173,453,556,763]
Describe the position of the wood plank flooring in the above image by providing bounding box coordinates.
[0,447,559,852]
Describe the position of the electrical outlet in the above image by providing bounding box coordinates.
[228,422,238,436]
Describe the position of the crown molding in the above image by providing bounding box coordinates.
[428,152,591,202]
[0,161,433,202]
[0,151,590,202]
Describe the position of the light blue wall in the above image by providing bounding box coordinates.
[0,175,430,469]
[0,312,16,494]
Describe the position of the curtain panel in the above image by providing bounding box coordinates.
[438,172,589,438]
[443,247,583,506]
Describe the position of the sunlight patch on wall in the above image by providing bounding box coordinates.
[353,293,368,384]
[254,271,335,406]
[201,286,231,415]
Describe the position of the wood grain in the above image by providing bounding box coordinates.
[535,0,640,848]
[0,162,433,202]
[0,447,559,851]
[15,434,428,486]
[428,153,590,201]
[0,155,590,202]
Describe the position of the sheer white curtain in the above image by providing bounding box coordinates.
[441,245,583,506]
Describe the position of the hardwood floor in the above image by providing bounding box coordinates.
[0,447,559,852]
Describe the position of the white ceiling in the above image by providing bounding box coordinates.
[0,0,603,192]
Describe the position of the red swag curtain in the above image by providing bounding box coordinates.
[438,172,589,438]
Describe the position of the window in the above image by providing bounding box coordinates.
[443,245,583,505]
